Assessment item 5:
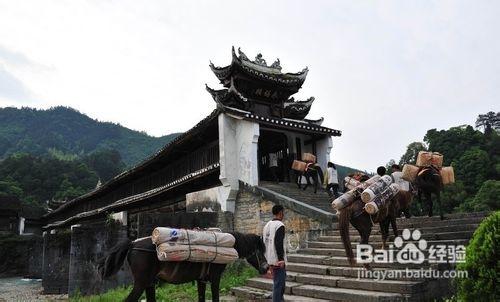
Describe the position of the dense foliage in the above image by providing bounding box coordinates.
[394,112,499,214]
[455,211,499,301]
[0,153,98,205]
[70,261,258,302]
[0,106,179,166]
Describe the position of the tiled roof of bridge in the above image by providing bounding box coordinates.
[44,109,220,218]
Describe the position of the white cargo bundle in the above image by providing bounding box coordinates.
[151,227,235,247]
[151,227,238,264]
[156,242,238,264]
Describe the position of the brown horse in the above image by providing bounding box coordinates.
[295,164,324,193]
[98,232,268,302]
[339,190,413,266]
[415,166,444,219]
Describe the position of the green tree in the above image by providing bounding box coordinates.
[452,148,491,195]
[475,111,500,135]
[0,177,23,198]
[399,142,427,166]
[459,180,500,212]
[456,211,499,301]
[441,181,469,213]
[84,149,125,182]
[424,125,486,166]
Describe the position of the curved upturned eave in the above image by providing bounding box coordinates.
[207,47,310,87]
[205,85,247,107]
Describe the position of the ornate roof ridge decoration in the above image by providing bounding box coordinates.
[209,46,308,86]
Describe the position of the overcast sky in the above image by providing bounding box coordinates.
[0,0,498,170]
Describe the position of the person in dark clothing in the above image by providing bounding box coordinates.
[263,205,286,302]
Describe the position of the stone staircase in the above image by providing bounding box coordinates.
[232,211,489,301]
[259,181,335,214]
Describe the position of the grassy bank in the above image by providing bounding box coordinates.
[71,261,258,302]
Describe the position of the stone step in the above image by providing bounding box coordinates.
[231,286,330,301]
[244,277,410,302]
[287,254,430,269]
[307,239,469,250]
[286,272,425,294]
[318,230,475,243]
[331,216,486,230]
[286,263,434,281]
[326,223,479,237]
[292,284,408,302]
[246,278,301,295]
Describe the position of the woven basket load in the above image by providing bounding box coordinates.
[151,227,235,247]
[402,164,419,182]
[416,151,443,168]
[364,183,400,215]
[302,153,316,163]
[361,175,393,203]
[344,177,361,191]
[156,242,238,264]
[332,190,356,210]
[291,160,307,172]
[440,166,455,185]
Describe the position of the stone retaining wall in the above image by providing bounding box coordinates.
[67,219,132,297]
[234,188,332,250]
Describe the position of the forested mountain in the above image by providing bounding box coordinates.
[0,106,180,166]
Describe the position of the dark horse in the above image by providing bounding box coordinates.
[98,232,268,302]
[295,164,324,193]
[415,166,444,219]
[339,190,414,266]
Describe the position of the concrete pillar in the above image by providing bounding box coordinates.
[18,217,25,235]
[316,136,333,170]
[218,113,260,212]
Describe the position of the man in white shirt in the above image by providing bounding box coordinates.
[324,162,339,197]
[268,152,279,183]
[263,205,286,302]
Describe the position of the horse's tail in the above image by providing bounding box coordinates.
[339,207,356,266]
[97,239,132,279]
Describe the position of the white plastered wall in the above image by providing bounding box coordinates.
[204,113,260,212]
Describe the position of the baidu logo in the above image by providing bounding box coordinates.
[356,228,465,265]
[393,229,426,264]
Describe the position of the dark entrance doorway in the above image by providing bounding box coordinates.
[258,130,290,182]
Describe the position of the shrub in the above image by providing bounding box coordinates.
[455,211,499,301]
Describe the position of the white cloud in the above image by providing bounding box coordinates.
[0,0,498,170]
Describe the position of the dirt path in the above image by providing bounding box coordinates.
[0,278,67,302]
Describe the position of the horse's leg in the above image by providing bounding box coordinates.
[210,277,221,302]
[360,225,372,270]
[390,215,398,238]
[296,172,302,189]
[145,286,156,302]
[303,173,311,191]
[125,284,145,302]
[426,192,433,217]
[197,280,206,302]
[417,190,423,216]
[313,174,318,194]
[437,192,444,220]
[379,219,390,250]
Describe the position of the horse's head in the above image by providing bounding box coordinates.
[232,232,268,274]
[245,235,268,275]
